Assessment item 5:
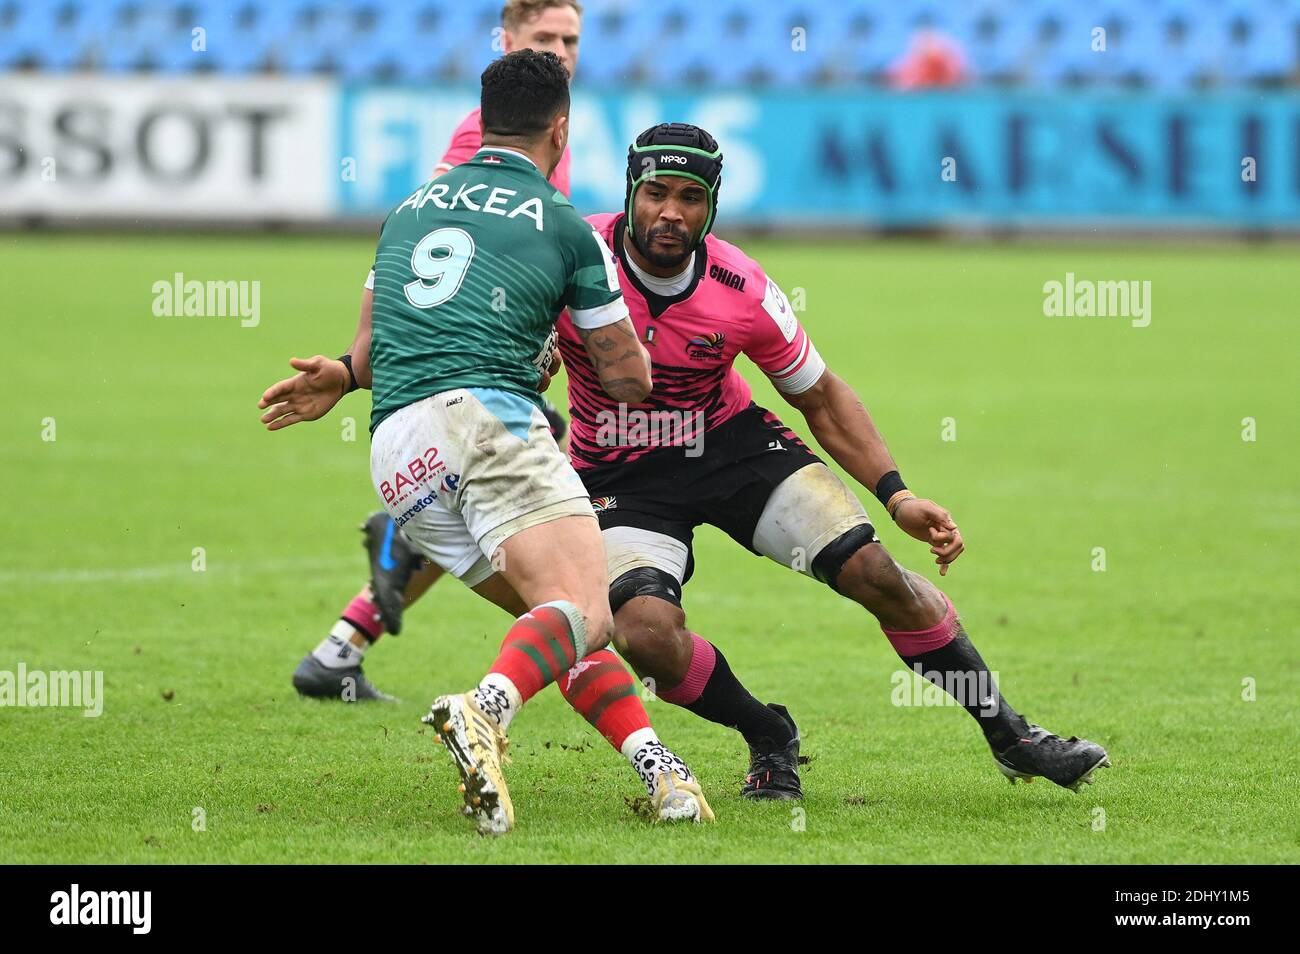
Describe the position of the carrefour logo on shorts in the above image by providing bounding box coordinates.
[396,492,437,528]
[440,473,460,494]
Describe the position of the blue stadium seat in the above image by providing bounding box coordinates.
[338,8,409,82]
[637,8,712,88]
[1147,4,1215,89]
[577,12,636,86]
[827,7,907,83]
[99,6,175,72]
[1,4,80,69]
[389,6,459,82]
[188,0,272,73]
[956,3,1029,81]
[1223,8,1294,82]
[0,0,1294,89]
[57,1,117,67]
[766,7,829,87]
[191,1,293,74]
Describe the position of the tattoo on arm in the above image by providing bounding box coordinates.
[578,319,649,401]
[601,377,647,402]
[578,323,640,370]
[577,321,637,347]
[587,347,640,372]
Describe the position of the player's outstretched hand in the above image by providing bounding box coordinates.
[894,498,965,575]
[258,356,349,431]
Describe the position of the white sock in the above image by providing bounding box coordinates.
[311,620,368,670]
[621,727,695,797]
[472,673,523,730]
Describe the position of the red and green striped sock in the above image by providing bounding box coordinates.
[474,602,585,728]
[556,649,649,752]
[558,649,696,797]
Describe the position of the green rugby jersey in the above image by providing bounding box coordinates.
[368,147,626,434]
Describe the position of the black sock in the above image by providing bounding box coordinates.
[668,638,792,746]
[900,623,1030,752]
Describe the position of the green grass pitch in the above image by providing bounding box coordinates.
[2,232,1296,864]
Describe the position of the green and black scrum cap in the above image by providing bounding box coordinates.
[625,123,724,246]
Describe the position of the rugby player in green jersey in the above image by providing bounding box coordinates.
[288,0,585,705]
[258,51,713,835]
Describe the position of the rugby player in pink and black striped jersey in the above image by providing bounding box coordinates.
[561,209,820,472]
[553,123,1109,799]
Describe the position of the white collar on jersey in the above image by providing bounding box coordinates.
[621,234,696,296]
[476,146,540,170]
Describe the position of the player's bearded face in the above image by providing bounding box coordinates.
[633,178,709,269]
[636,220,694,269]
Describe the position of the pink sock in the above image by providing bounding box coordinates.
[882,595,957,656]
[657,633,717,705]
[341,593,385,641]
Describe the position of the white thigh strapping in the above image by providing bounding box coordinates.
[602,524,691,584]
[752,463,876,578]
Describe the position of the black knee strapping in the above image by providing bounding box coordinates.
[608,566,683,615]
[811,522,879,593]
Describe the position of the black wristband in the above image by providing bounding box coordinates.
[873,470,907,508]
[338,354,359,394]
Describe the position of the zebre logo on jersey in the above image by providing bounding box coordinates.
[687,332,726,360]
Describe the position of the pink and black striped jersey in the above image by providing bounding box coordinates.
[435,107,572,197]
[558,213,826,471]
